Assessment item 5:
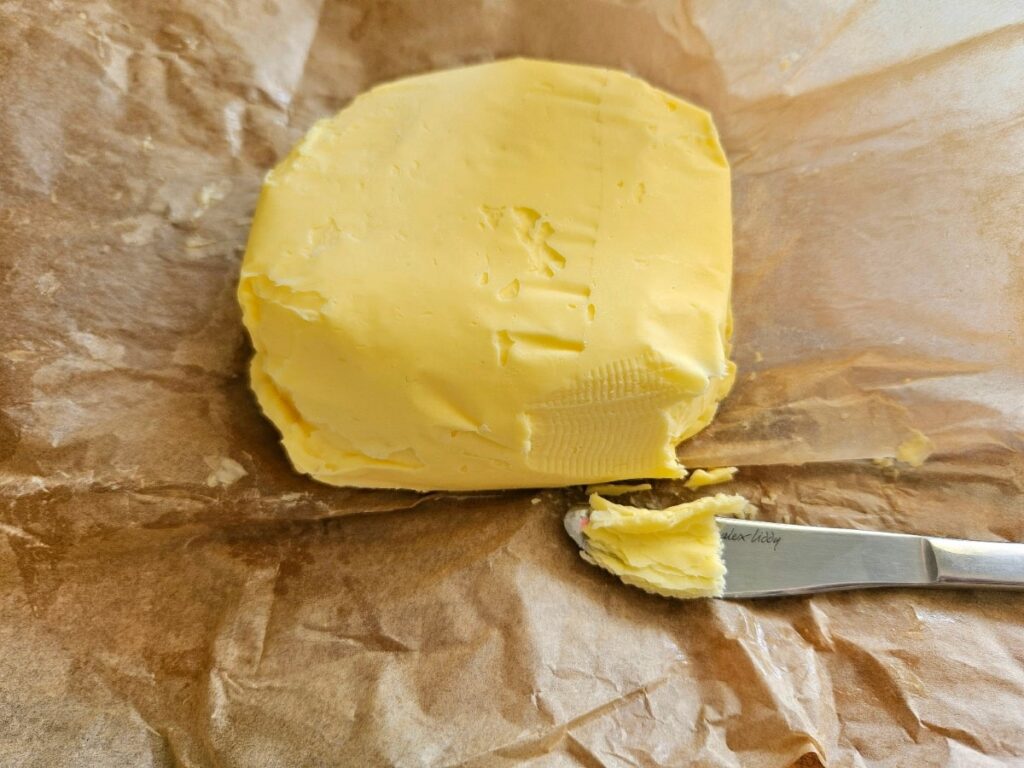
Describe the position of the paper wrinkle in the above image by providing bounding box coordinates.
[2,1,1024,765]
[0,522,49,548]
[468,670,677,764]
[708,603,830,751]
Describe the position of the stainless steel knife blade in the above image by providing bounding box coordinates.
[718,518,1024,598]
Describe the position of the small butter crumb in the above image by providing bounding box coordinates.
[585,482,653,497]
[875,430,934,469]
[778,53,800,71]
[36,272,60,296]
[530,497,541,505]
[754,350,764,363]
[896,429,933,467]
[684,467,737,490]
[198,185,223,207]
[185,235,216,249]
[719,501,758,520]
[193,180,231,219]
[204,456,248,487]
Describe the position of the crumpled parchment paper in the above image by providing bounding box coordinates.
[1,1,1022,766]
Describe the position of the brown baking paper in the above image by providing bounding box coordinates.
[2,1,1023,765]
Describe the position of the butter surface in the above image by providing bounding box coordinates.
[581,493,746,598]
[240,58,734,491]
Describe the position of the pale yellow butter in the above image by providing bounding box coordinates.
[896,429,934,467]
[581,493,748,598]
[684,466,737,489]
[239,59,734,491]
[873,429,934,470]
[585,482,655,497]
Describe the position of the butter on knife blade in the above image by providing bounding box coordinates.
[564,493,751,599]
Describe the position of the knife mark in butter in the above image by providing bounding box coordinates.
[722,527,782,551]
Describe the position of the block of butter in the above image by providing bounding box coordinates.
[239,58,734,491]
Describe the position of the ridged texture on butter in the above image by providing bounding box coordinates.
[583,493,740,599]
[239,58,734,491]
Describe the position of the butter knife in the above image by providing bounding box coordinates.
[565,513,1024,598]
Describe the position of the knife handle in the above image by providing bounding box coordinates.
[928,537,1024,589]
